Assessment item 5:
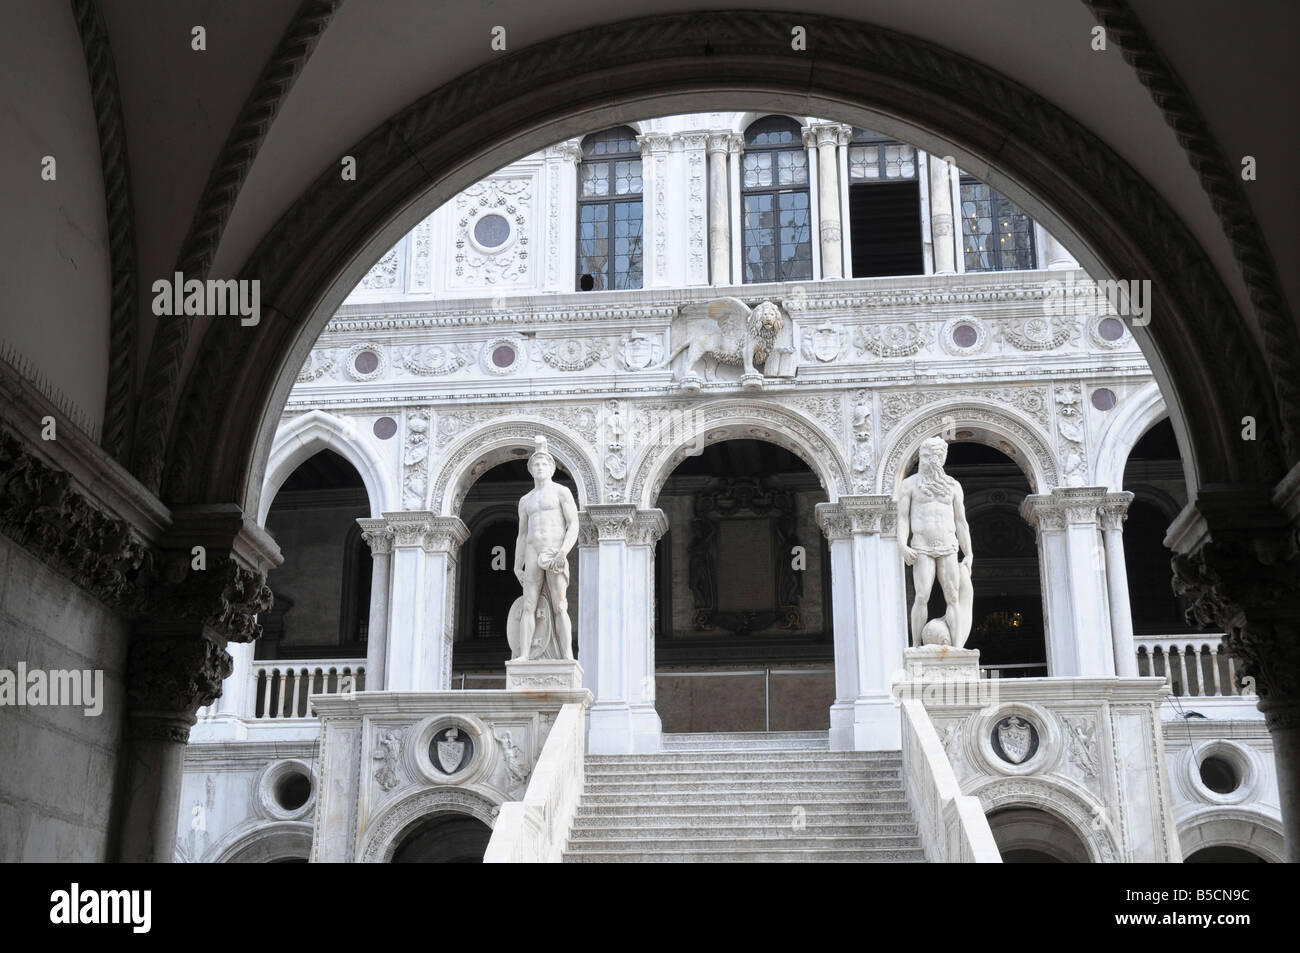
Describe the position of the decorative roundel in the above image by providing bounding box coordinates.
[1185,740,1258,805]
[1088,313,1129,349]
[1090,387,1118,411]
[974,703,1056,776]
[471,213,513,252]
[480,335,526,375]
[372,416,398,440]
[345,343,387,382]
[257,759,317,821]
[942,316,988,355]
[410,714,493,786]
[992,715,1039,765]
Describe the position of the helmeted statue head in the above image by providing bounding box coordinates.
[529,434,556,479]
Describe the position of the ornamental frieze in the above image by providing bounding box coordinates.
[854,321,933,358]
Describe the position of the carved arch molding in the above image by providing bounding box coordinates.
[356,787,501,862]
[147,10,1287,510]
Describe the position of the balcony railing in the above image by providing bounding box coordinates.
[1134,635,1239,698]
[252,661,367,719]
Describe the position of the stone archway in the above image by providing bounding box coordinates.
[972,776,1121,863]
[356,787,501,863]
[260,409,396,523]
[208,821,314,864]
[1178,808,1284,863]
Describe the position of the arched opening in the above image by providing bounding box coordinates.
[652,438,831,732]
[452,457,580,688]
[986,806,1092,863]
[1123,419,1194,636]
[258,448,371,662]
[390,813,493,863]
[1184,845,1268,863]
[903,441,1046,675]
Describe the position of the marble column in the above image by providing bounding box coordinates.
[381,512,468,692]
[1021,489,1115,677]
[1040,228,1080,270]
[727,133,744,286]
[579,505,666,753]
[357,517,394,689]
[837,128,853,278]
[118,505,279,862]
[929,154,957,275]
[1100,492,1138,677]
[807,123,846,280]
[1168,485,1300,862]
[636,132,674,289]
[706,132,731,285]
[802,127,822,280]
[816,497,908,750]
[542,140,582,292]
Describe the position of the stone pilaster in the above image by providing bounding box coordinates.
[542,140,583,292]
[1099,492,1137,677]
[1020,488,1114,676]
[578,505,666,753]
[815,496,906,750]
[636,132,674,288]
[806,123,848,280]
[928,153,957,274]
[1169,482,1300,861]
[381,512,468,692]
[706,132,731,285]
[358,517,394,689]
[676,132,709,286]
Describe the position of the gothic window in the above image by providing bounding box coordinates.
[959,174,1036,271]
[847,128,923,277]
[576,126,643,291]
[741,116,812,283]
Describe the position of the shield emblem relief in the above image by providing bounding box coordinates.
[436,727,467,773]
[812,324,844,362]
[996,716,1034,764]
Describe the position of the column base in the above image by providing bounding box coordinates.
[629,703,663,754]
[828,696,902,751]
[505,658,584,691]
[587,701,634,754]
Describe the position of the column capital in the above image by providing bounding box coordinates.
[802,121,851,149]
[675,131,709,151]
[543,140,583,164]
[705,131,732,155]
[1021,487,1109,532]
[636,131,673,153]
[578,505,665,545]
[380,511,469,552]
[1098,491,1135,532]
[816,496,896,540]
[357,517,394,555]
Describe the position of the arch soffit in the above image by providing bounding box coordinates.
[259,409,394,524]
[1092,381,1173,493]
[156,13,1276,512]
[877,400,1056,496]
[1177,807,1284,863]
[970,775,1119,863]
[626,398,850,508]
[356,786,501,863]
[429,418,599,516]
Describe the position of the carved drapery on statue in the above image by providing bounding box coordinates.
[687,476,803,634]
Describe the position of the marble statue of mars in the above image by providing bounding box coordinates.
[510,436,579,660]
[896,436,975,648]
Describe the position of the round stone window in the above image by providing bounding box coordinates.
[952,323,978,348]
[1098,316,1126,341]
[275,770,312,811]
[373,416,397,440]
[353,350,380,375]
[492,345,516,368]
[473,213,511,250]
[1199,756,1239,795]
[1091,387,1117,411]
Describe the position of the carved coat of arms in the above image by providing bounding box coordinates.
[997,716,1034,764]
[620,329,663,370]
[801,321,848,363]
[436,727,466,773]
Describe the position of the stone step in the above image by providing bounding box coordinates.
[590,751,899,764]
[660,732,830,751]
[584,766,901,782]
[573,805,916,823]
[569,821,920,838]
[576,790,910,806]
[567,833,923,851]
[564,847,928,863]
[583,778,904,794]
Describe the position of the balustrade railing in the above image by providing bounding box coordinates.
[1134,635,1239,698]
[251,661,366,719]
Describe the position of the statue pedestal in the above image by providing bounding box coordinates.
[505,659,584,692]
[902,645,980,683]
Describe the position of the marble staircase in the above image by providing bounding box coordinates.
[563,732,926,862]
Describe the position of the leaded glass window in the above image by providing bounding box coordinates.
[959,175,1036,271]
[741,116,812,283]
[848,129,917,182]
[577,127,643,290]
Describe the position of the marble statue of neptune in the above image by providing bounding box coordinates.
[508,436,579,660]
[896,436,975,648]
